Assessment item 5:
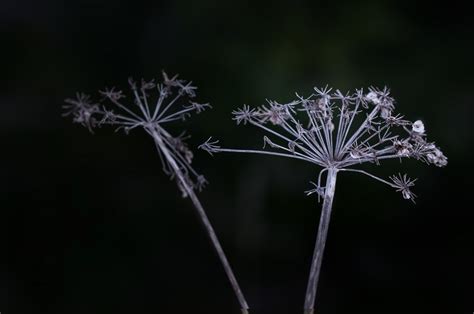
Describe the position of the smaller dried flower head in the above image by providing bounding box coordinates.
[412,120,425,135]
[232,105,257,125]
[63,93,100,132]
[426,147,448,167]
[365,91,380,105]
[64,71,211,197]
[390,173,417,203]
[393,139,413,156]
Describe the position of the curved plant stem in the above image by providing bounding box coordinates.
[304,168,338,314]
[152,131,249,312]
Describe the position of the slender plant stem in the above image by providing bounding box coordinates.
[152,131,249,313]
[304,168,338,314]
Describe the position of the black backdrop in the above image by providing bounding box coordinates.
[1,0,473,313]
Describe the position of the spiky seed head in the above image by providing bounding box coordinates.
[64,72,210,197]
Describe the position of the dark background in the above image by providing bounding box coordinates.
[1,0,473,313]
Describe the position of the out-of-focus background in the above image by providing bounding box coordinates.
[1,0,473,313]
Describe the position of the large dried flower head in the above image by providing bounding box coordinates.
[201,86,447,202]
[64,71,211,197]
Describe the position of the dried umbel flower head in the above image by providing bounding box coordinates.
[201,86,447,201]
[64,72,249,312]
[200,86,447,313]
[64,72,211,196]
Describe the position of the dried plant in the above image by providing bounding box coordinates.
[199,86,447,313]
[63,72,249,313]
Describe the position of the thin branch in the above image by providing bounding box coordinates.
[338,168,396,188]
